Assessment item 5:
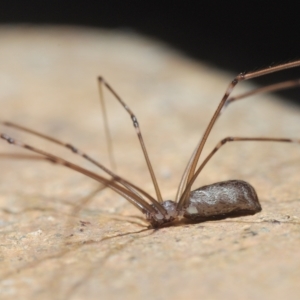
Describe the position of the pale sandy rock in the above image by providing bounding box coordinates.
[0,25,299,300]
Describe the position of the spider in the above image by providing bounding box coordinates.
[1,60,300,228]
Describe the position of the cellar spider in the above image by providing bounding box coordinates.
[1,60,300,228]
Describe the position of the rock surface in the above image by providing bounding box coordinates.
[0,26,300,300]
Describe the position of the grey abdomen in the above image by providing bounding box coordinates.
[184,180,262,221]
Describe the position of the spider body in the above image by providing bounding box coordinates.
[145,180,261,227]
[184,180,261,221]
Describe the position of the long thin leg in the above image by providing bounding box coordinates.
[0,153,46,160]
[0,152,122,226]
[224,79,300,112]
[179,136,300,208]
[0,133,159,216]
[98,78,116,171]
[175,78,300,202]
[175,146,198,202]
[0,151,108,215]
[1,122,132,188]
[0,121,166,215]
[179,60,300,207]
[98,77,163,203]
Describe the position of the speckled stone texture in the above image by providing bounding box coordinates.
[0,26,299,300]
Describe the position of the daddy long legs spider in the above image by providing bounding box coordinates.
[1,60,300,228]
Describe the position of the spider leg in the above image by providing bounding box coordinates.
[0,121,166,214]
[0,133,159,216]
[179,136,300,208]
[178,60,300,206]
[176,79,300,202]
[98,77,163,203]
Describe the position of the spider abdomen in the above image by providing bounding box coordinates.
[184,180,261,221]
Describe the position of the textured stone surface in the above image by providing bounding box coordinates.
[0,26,300,300]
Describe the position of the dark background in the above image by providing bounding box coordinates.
[1,1,300,103]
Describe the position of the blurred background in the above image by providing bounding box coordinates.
[0,1,300,103]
